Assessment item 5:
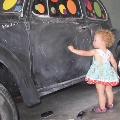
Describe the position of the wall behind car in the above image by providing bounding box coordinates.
[101,0,120,31]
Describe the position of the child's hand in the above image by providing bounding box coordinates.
[68,45,74,51]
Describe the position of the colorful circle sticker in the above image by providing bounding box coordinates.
[87,0,92,11]
[51,7,56,14]
[3,0,17,10]
[17,0,21,4]
[59,4,67,15]
[91,13,93,16]
[63,9,67,15]
[15,5,22,11]
[67,0,77,14]
[51,0,58,2]
[94,15,96,19]
[102,14,105,19]
[94,2,101,17]
[77,11,80,16]
[35,4,45,14]
[83,0,88,5]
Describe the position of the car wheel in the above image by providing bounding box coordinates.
[0,84,18,120]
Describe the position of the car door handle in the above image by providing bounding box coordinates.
[81,26,89,30]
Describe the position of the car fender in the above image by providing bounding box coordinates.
[0,44,40,106]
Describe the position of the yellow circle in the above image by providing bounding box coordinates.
[59,4,66,14]
[3,0,17,10]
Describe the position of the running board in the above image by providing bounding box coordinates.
[37,75,85,97]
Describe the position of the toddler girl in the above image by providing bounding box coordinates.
[68,29,119,113]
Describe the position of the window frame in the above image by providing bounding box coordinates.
[32,0,84,19]
[0,0,25,16]
[85,0,108,21]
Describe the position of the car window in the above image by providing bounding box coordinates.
[32,0,48,16]
[0,0,24,13]
[83,0,107,20]
[32,0,82,18]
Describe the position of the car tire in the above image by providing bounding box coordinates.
[0,84,18,120]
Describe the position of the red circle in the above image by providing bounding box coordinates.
[51,0,58,2]
[87,0,92,11]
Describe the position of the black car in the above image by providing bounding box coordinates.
[0,0,120,119]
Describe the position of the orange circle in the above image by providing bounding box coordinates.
[38,4,45,13]
[102,14,105,18]
[67,0,76,14]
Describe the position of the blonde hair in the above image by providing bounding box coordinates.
[95,29,115,47]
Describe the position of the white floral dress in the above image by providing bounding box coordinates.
[85,49,119,86]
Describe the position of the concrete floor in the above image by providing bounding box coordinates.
[82,91,120,120]
[16,81,120,120]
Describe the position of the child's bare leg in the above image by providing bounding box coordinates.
[105,85,113,105]
[95,84,106,109]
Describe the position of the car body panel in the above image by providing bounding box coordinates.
[0,0,119,106]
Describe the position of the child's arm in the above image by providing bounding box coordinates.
[68,45,95,56]
[110,53,117,72]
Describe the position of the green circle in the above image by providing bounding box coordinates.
[35,5,38,10]
[91,13,93,16]
[51,7,55,13]
[94,2,101,17]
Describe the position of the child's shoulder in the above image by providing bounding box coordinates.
[90,49,97,55]
[94,49,111,53]
[93,48,99,52]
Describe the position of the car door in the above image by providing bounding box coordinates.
[29,0,93,88]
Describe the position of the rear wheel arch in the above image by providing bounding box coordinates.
[0,45,40,106]
[0,62,20,97]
